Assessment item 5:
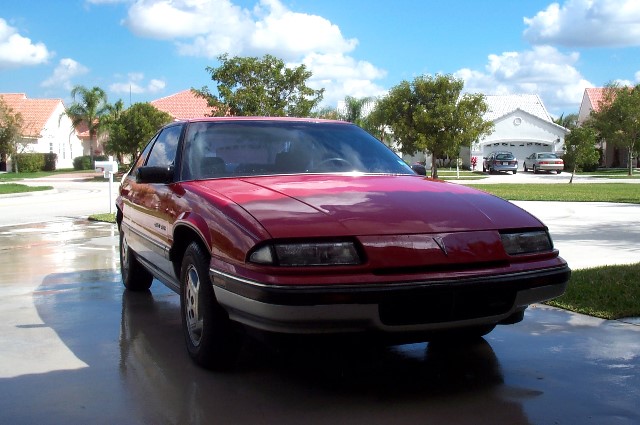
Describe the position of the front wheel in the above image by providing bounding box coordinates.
[524,164,528,172]
[180,242,241,369]
[120,229,153,291]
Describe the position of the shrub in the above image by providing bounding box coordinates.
[12,153,45,173]
[73,156,91,170]
[44,153,57,171]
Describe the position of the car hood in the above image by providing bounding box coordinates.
[196,175,543,238]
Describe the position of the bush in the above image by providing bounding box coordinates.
[12,153,45,173]
[73,155,108,170]
[73,156,91,170]
[44,153,57,171]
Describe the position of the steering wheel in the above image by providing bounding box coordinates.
[313,157,353,171]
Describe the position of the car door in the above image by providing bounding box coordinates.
[120,123,185,285]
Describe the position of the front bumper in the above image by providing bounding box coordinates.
[210,265,570,334]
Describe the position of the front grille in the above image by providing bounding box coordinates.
[379,285,516,326]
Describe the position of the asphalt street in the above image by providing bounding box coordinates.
[0,171,638,424]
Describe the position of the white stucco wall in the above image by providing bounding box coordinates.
[9,103,83,170]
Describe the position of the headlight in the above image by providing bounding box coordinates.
[500,230,553,255]
[249,241,361,266]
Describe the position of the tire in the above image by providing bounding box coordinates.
[533,165,539,174]
[513,170,517,174]
[180,241,241,370]
[524,164,528,172]
[120,229,153,291]
[557,170,562,174]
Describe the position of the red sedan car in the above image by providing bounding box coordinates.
[117,117,570,369]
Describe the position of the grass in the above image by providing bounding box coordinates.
[0,169,80,181]
[547,263,640,319]
[436,170,487,180]
[578,168,640,178]
[0,183,52,194]
[465,183,640,204]
[88,212,116,223]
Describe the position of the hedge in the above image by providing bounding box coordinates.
[12,153,46,173]
[73,155,108,170]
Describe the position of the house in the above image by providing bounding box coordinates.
[577,87,633,168]
[150,89,212,120]
[74,120,109,158]
[0,93,83,171]
[469,94,569,170]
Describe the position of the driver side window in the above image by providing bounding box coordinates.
[146,124,183,167]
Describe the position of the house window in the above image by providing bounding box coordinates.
[49,142,54,153]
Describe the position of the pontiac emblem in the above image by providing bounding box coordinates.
[433,237,448,256]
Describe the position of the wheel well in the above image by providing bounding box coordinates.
[171,225,210,278]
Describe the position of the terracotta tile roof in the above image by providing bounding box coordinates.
[0,93,62,138]
[150,89,212,120]
[585,87,616,112]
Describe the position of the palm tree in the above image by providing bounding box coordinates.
[339,95,376,126]
[66,85,109,162]
[553,112,579,130]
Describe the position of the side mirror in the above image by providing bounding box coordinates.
[136,165,174,184]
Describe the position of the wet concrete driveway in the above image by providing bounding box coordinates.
[0,219,639,425]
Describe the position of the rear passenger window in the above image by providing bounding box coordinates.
[146,125,183,167]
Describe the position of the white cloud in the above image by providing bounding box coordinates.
[41,58,89,90]
[109,72,166,94]
[120,0,385,106]
[454,46,593,114]
[301,53,387,105]
[124,0,252,40]
[524,0,640,47]
[0,18,52,69]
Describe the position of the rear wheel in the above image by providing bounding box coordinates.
[557,170,562,174]
[180,241,241,369]
[120,229,153,291]
[533,165,539,174]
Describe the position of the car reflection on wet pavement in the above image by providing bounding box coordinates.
[0,219,638,424]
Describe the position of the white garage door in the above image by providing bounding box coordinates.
[483,142,553,170]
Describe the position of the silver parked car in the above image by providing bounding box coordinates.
[523,152,564,174]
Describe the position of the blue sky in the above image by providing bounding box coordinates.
[2,0,640,117]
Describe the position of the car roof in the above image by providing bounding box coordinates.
[172,117,352,125]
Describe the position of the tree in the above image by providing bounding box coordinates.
[553,112,579,129]
[0,98,24,172]
[589,83,640,175]
[105,103,172,160]
[563,126,600,183]
[195,54,324,117]
[66,85,110,162]
[373,74,493,178]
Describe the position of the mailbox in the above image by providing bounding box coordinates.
[95,157,118,178]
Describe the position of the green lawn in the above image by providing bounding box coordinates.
[88,212,116,223]
[0,183,52,194]
[0,169,79,181]
[465,183,640,204]
[548,263,640,319]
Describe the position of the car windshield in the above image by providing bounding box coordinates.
[180,121,414,180]
[538,153,558,159]
[495,153,514,160]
